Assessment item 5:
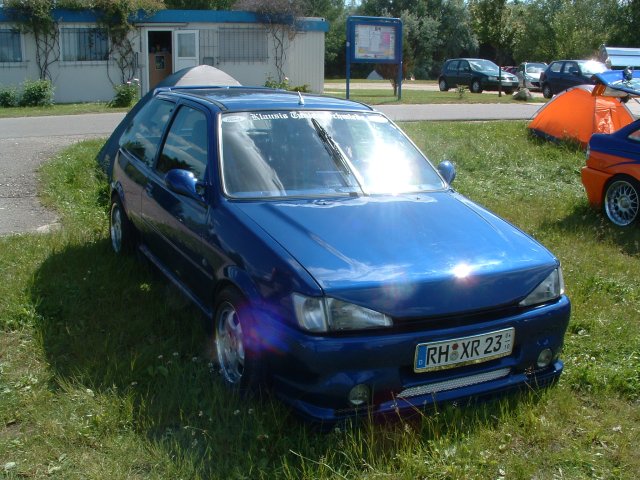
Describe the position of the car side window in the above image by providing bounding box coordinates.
[119,98,174,167]
[628,129,640,142]
[156,105,209,181]
[563,62,578,74]
[550,62,562,73]
[460,61,470,72]
[446,60,458,72]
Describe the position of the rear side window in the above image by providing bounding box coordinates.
[156,106,209,181]
[628,129,640,142]
[120,98,174,167]
[446,60,459,72]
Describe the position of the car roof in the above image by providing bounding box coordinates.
[156,86,375,113]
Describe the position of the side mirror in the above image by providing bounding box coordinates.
[165,169,202,200]
[438,160,456,185]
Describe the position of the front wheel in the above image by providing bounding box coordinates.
[470,79,482,94]
[604,177,640,227]
[213,288,264,389]
[504,88,513,95]
[542,84,553,99]
[438,78,449,91]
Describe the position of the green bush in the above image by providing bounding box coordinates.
[110,81,139,108]
[264,76,311,93]
[0,85,19,107]
[20,79,54,107]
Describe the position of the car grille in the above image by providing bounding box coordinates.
[398,368,511,398]
[392,304,522,332]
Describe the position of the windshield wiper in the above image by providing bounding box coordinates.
[311,118,366,195]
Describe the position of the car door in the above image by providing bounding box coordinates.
[458,60,473,87]
[115,97,176,230]
[561,61,581,91]
[444,60,459,86]
[140,102,214,303]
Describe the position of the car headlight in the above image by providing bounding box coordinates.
[293,294,393,332]
[519,268,565,307]
[489,76,498,81]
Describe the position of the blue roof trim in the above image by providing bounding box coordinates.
[0,8,328,32]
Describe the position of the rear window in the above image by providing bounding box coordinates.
[445,60,459,72]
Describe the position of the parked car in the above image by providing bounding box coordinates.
[516,62,547,90]
[582,118,640,226]
[540,60,608,98]
[108,86,570,422]
[438,58,520,94]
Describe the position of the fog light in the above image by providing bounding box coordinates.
[348,384,370,406]
[537,348,553,368]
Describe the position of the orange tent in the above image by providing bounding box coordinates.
[528,85,634,148]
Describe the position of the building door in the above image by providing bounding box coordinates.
[173,30,199,72]
[148,30,173,90]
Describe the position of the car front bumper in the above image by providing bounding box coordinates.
[259,296,571,422]
[484,79,519,90]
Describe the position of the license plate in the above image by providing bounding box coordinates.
[414,328,514,372]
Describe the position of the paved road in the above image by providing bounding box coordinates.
[0,113,125,236]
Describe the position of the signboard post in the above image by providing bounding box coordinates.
[346,16,403,100]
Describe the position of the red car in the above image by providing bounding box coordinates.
[582,118,640,226]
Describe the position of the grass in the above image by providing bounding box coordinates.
[323,88,546,105]
[0,103,130,118]
[1,123,639,478]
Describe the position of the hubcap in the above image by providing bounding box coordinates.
[216,302,245,384]
[110,204,122,253]
[605,180,639,226]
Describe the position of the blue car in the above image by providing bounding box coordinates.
[109,86,570,422]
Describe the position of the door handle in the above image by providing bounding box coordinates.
[145,183,153,196]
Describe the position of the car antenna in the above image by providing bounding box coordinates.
[298,91,305,106]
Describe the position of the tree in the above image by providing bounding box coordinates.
[165,0,233,8]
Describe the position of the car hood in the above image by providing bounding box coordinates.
[233,192,557,318]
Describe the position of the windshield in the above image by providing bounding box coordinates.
[580,60,607,75]
[469,59,499,73]
[526,63,546,73]
[220,111,445,198]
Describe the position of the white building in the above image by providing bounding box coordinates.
[0,9,328,103]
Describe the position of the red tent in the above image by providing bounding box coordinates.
[528,85,634,148]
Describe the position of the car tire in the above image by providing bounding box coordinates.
[438,78,449,91]
[542,84,553,99]
[470,79,483,94]
[109,196,136,254]
[213,287,264,391]
[504,88,513,95]
[604,177,640,227]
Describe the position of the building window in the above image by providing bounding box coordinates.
[218,28,267,63]
[0,29,22,63]
[61,27,109,62]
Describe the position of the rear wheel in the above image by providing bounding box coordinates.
[542,84,553,99]
[470,79,482,94]
[604,177,640,227]
[438,78,449,91]
[504,88,514,95]
[109,196,136,254]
